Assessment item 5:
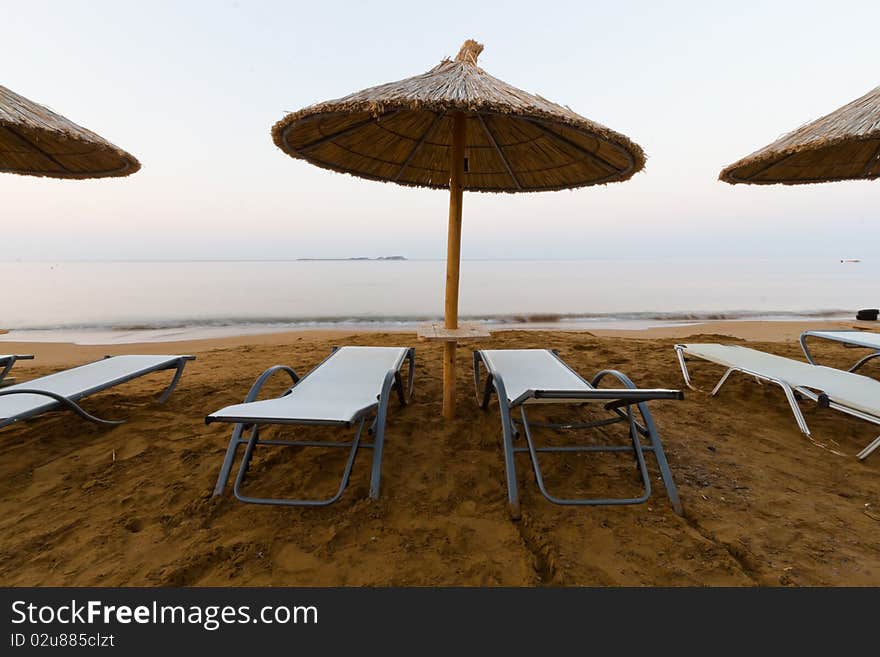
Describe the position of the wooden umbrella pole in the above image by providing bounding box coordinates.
[442,112,466,420]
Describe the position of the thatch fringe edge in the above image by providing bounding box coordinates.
[270,102,646,193]
[719,133,880,185]
[0,119,141,180]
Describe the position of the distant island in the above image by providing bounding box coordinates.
[296,256,407,261]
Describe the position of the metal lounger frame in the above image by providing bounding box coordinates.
[0,355,195,429]
[210,347,415,507]
[674,344,880,460]
[474,350,683,520]
[800,330,880,373]
[0,354,34,386]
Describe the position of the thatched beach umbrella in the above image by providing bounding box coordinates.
[0,84,139,179]
[720,85,880,185]
[272,40,645,418]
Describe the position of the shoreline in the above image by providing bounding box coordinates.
[1,319,875,367]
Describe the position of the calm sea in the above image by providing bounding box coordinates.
[0,258,872,343]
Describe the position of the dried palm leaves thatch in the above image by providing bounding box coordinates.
[0,84,139,179]
[272,40,645,193]
[721,85,880,185]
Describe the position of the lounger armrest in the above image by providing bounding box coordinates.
[533,388,682,400]
[519,388,683,407]
[205,365,299,425]
[589,368,685,408]
[600,389,684,410]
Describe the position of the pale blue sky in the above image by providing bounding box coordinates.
[1,0,877,260]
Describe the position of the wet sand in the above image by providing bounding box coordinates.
[0,320,878,585]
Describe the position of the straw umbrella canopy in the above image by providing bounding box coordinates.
[720,85,880,185]
[272,39,645,418]
[0,84,139,179]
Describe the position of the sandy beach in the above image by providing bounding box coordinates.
[0,320,878,586]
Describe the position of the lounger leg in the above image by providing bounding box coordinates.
[481,377,494,409]
[238,425,259,476]
[593,369,683,515]
[774,381,811,436]
[233,421,365,507]
[214,423,247,496]
[627,406,653,500]
[519,405,653,508]
[799,334,817,365]
[501,408,521,520]
[368,419,385,500]
[0,359,14,385]
[675,346,697,391]
[405,347,416,400]
[710,367,813,437]
[393,371,408,406]
[473,352,494,409]
[369,370,397,500]
[711,368,735,396]
[633,398,682,515]
[368,355,416,499]
[157,359,189,403]
[493,386,521,519]
[857,435,880,460]
[210,365,300,496]
[473,353,520,518]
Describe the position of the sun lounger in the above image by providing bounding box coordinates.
[0,354,33,386]
[674,343,880,460]
[800,330,880,372]
[207,346,415,507]
[0,355,195,429]
[473,349,684,519]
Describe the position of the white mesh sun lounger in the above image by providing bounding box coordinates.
[674,343,880,459]
[473,349,684,519]
[0,355,195,429]
[0,354,33,386]
[208,346,415,507]
[800,330,880,372]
